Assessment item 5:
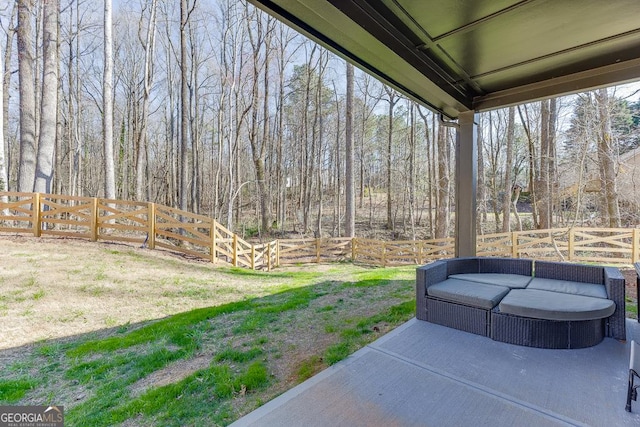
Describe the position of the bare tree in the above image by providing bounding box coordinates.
[595,88,621,227]
[381,85,399,230]
[476,114,487,234]
[0,41,6,198]
[501,106,515,232]
[434,122,450,239]
[1,4,15,194]
[538,100,550,228]
[417,107,435,237]
[17,0,37,192]
[135,0,158,202]
[272,23,296,229]
[34,0,59,194]
[407,101,416,239]
[103,0,115,198]
[246,6,273,233]
[518,104,539,228]
[344,61,355,237]
[179,0,188,210]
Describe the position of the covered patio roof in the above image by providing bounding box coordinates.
[248,0,640,256]
[249,0,640,118]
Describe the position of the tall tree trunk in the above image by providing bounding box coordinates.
[136,0,157,202]
[17,0,37,192]
[2,5,14,193]
[595,88,621,227]
[548,98,557,224]
[383,87,398,230]
[66,0,81,196]
[275,32,285,227]
[315,53,326,238]
[511,185,523,231]
[417,108,434,237]
[501,107,515,232]
[435,123,450,239]
[488,113,501,232]
[259,47,271,233]
[476,115,486,234]
[34,0,59,194]
[179,0,190,210]
[407,101,416,240]
[0,42,6,198]
[103,0,115,199]
[537,100,551,228]
[344,62,355,237]
[518,104,539,228]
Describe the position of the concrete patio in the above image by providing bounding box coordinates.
[232,318,640,426]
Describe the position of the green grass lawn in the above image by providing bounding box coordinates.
[0,265,416,426]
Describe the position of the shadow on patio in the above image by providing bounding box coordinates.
[232,318,640,426]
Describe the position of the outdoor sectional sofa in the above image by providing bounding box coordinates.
[416,257,626,349]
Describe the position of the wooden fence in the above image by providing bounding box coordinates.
[1,191,639,268]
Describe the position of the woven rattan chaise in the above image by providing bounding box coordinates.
[416,257,626,349]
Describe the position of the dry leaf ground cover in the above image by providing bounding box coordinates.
[0,236,416,426]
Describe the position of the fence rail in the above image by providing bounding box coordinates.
[1,192,640,269]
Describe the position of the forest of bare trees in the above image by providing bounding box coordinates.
[1,0,639,241]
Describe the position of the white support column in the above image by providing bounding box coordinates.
[455,110,478,257]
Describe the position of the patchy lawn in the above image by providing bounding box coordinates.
[0,236,416,426]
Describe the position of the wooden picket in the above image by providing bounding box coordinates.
[154,204,215,261]
[278,238,318,264]
[477,232,513,257]
[0,192,37,234]
[97,198,149,245]
[569,227,634,264]
[38,194,95,239]
[513,228,570,260]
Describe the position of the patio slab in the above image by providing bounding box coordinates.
[231,319,640,427]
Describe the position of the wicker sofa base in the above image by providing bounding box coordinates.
[491,310,605,349]
[416,257,625,349]
[426,297,490,337]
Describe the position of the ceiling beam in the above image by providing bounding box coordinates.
[473,57,640,111]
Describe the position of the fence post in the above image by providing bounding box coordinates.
[251,245,256,270]
[568,228,575,261]
[148,203,156,250]
[32,193,41,237]
[316,238,321,263]
[382,242,387,267]
[633,228,639,263]
[351,238,357,262]
[91,197,99,242]
[267,242,271,271]
[511,232,518,258]
[233,234,238,267]
[210,220,217,264]
[276,239,280,266]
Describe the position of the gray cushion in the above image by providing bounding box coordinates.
[427,278,510,310]
[449,273,532,289]
[527,277,607,299]
[498,289,615,321]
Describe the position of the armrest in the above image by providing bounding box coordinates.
[416,261,447,321]
[604,266,626,340]
[416,261,447,293]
